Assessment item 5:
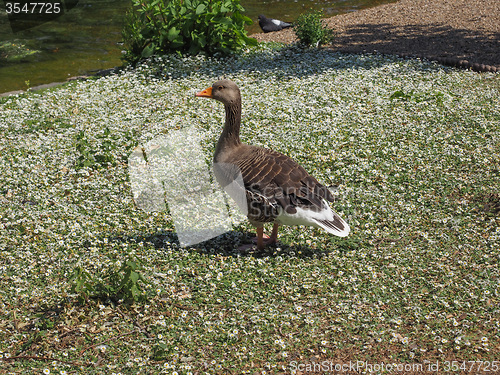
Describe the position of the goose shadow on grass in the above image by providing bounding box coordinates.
[106,227,363,259]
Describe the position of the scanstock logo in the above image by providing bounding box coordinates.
[3,0,79,32]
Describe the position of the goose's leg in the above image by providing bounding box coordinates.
[238,226,265,251]
[268,223,279,244]
[252,223,280,248]
[237,224,280,251]
[256,226,265,250]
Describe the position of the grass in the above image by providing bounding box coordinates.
[0,44,499,374]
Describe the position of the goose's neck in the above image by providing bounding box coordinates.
[215,99,242,156]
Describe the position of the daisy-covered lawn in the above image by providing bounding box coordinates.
[0,45,499,374]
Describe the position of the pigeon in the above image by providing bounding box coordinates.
[258,14,293,33]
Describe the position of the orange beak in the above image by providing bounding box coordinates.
[195,86,213,98]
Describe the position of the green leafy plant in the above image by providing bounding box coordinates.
[122,0,256,63]
[75,127,117,170]
[389,89,446,104]
[293,11,334,48]
[69,266,95,302]
[69,253,150,304]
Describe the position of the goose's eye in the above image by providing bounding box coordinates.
[218,85,224,90]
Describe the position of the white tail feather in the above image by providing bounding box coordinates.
[276,199,350,237]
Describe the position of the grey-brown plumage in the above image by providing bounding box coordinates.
[196,79,349,249]
[215,145,334,222]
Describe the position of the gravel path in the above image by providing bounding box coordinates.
[252,0,500,72]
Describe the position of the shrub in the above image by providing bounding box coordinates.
[122,0,256,63]
[69,253,150,304]
[294,11,334,48]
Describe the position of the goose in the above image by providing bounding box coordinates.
[258,14,293,33]
[195,80,349,250]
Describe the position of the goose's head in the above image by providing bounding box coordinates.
[195,80,240,105]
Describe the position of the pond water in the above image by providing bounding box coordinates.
[0,0,395,94]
